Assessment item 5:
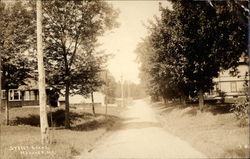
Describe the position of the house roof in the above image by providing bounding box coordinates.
[18,78,50,90]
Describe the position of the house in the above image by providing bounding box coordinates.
[1,79,59,108]
[58,92,105,107]
[207,61,249,103]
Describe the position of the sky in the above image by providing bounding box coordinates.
[98,1,171,84]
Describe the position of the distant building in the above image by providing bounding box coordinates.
[58,92,105,107]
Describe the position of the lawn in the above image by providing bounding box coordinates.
[153,102,249,158]
[0,105,125,159]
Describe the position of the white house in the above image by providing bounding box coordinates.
[58,92,105,106]
[208,61,249,103]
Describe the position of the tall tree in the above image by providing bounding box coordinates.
[0,1,35,124]
[42,0,118,128]
[76,52,106,116]
[103,70,116,115]
[170,0,247,110]
[104,70,117,104]
[36,0,49,144]
[138,0,247,109]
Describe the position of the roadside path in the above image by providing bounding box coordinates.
[79,99,206,159]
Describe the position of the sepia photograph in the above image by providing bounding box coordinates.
[0,0,249,159]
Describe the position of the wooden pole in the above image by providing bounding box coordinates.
[0,36,2,158]
[37,0,49,144]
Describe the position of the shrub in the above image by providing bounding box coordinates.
[230,73,249,127]
[230,99,249,127]
[48,109,66,127]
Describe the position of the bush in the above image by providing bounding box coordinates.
[48,109,66,127]
[231,74,249,127]
[230,99,249,127]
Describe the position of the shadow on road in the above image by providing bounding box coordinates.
[153,101,232,117]
[108,116,161,131]
[72,115,120,131]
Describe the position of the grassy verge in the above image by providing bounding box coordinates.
[153,102,249,158]
[0,105,124,159]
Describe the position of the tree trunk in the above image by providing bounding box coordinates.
[37,0,49,144]
[105,70,107,117]
[0,50,2,113]
[181,95,187,105]
[91,92,96,117]
[105,103,107,117]
[105,96,107,117]
[183,98,186,105]
[21,91,24,107]
[163,97,167,104]
[121,76,124,107]
[5,88,9,125]
[65,82,70,129]
[198,89,204,112]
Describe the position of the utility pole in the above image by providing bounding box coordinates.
[0,40,2,159]
[127,80,130,104]
[37,0,49,144]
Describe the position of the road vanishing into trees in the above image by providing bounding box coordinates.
[79,99,206,159]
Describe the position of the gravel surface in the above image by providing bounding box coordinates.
[79,99,207,159]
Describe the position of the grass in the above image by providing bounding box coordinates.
[0,105,124,159]
[153,102,250,158]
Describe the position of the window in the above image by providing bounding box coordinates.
[30,91,35,100]
[9,89,21,101]
[231,82,237,92]
[24,91,30,100]
[24,90,36,101]
[1,90,6,99]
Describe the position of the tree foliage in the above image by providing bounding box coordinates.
[0,1,35,90]
[137,0,248,107]
[41,0,118,128]
[0,1,35,124]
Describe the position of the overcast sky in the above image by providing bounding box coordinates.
[98,1,171,84]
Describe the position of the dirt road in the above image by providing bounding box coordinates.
[79,99,206,159]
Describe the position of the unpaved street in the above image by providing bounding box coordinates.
[80,100,206,159]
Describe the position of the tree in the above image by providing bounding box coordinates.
[169,0,247,110]
[42,0,118,128]
[0,1,35,124]
[138,0,247,109]
[36,0,49,144]
[98,69,116,115]
[77,53,106,116]
[136,36,160,101]
[103,70,116,103]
